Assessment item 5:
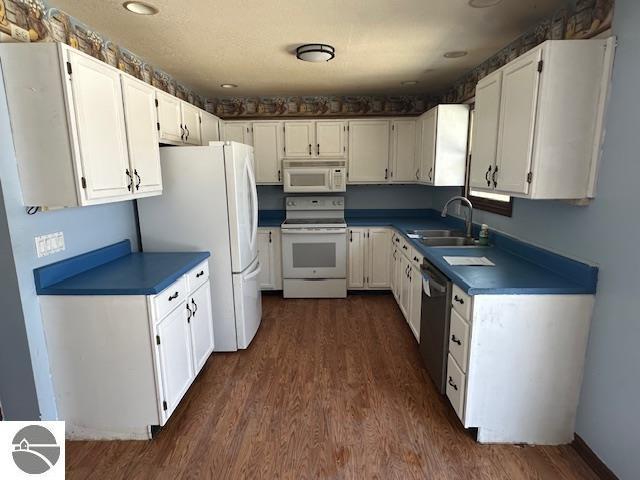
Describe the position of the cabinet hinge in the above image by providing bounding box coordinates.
[537,60,544,73]
[155,335,161,345]
[156,122,160,131]
[527,171,533,183]
[66,61,72,75]
[81,177,87,189]
[155,98,159,107]
[162,400,167,411]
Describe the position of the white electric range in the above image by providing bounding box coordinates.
[281,196,347,298]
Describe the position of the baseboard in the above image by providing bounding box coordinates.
[572,434,618,480]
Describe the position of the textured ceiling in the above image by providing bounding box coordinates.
[53,0,569,98]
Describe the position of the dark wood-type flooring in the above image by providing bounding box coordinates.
[66,294,599,479]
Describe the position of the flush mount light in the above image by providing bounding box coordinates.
[468,0,503,7]
[220,84,238,89]
[444,50,468,59]
[122,1,158,15]
[296,44,335,63]
[401,80,418,86]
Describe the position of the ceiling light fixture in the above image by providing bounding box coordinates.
[401,80,418,86]
[296,44,335,63]
[123,1,158,15]
[443,51,468,59]
[468,0,503,7]
[220,84,238,89]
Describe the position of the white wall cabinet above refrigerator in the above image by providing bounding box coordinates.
[156,91,202,146]
[200,110,221,145]
[469,38,615,200]
[417,104,469,186]
[252,122,284,184]
[0,42,164,208]
[222,122,253,145]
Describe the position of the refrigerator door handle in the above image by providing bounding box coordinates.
[245,155,259,252]
[245,262,262,280]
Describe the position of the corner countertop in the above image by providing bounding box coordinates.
[34,240,210,296]
[260,209,598,296]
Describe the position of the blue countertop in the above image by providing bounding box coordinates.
[260,209,598,296]
[34,240,210,296]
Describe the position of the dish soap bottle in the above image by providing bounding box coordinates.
[479,224,490,246]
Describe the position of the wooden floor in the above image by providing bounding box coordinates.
[66,294,598,479]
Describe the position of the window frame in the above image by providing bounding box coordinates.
[465,103,513,217]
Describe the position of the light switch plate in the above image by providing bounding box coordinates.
[35,232,65,258]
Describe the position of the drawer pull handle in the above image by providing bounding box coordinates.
[448,376,458,391]
[168,291,179,301]
[186,303,192,322]
[191,298,198,315]
[196,270,205,278]
[451,335,462,346]
[402,245,408,250]
[454,295,464,305]
[395,238,400,243]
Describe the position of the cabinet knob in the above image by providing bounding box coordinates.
[492,166,499,187]
[317,143,320,155]
[134,169,141,190]
[451,335,462,345]
[168,291,179,301]
[196,270,205,278]
[448,376,458,391]
[454,295,464,305]
[180,124,185,141]
[186,303,192,322]
[308,144,312,155]
[191,298,198,316]
[384,168,388,180]
[125,169,133,191]
[485,165,492,187]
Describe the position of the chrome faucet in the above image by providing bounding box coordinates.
[441,196,474,239]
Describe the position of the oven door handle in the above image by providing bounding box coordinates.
[282,228,347,234]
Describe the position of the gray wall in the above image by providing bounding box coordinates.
[258,184,436,210]
[0,68,139,420]
[433,3,638,476]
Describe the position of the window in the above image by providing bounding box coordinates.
[465,105,513,217]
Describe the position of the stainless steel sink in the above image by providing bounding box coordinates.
[406,229,465,238]
[420,237,477,247]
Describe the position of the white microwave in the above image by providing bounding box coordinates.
[283,160,347,193]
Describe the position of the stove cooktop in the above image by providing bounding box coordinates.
[282,218,345,225]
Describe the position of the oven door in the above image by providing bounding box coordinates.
[283,168,332,193]
[281,228,347,278]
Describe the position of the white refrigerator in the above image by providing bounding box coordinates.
[138,142,262,351]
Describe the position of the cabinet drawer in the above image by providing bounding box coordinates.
[187,261,209,292]
[392,231,402,248]
[446,354,466,421]
[153,275,188,321]
[399,237,411,256]
[409,246,423,268]
[449,308,470,372]
[451,284,472,320]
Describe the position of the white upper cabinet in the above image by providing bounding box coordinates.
[470,38,615,199]
[121,76,162,196]
[181,102,202,146]
[283,121,315,157]
[200,111,220,145]
[252,122,283,184]
[348,120,391,183]
[469,71,502,190]
[391,119,418,183]
[315,120,346,157]
[66,50,132,201]
[418,105,469,186]
[222,122,253,145]
[156,91,183,144]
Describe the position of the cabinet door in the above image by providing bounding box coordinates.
[253,122,283,183]
[223,123,253,145]
[469,71,502,190]
[189,282,214,374]
[348,120,391,182]
[66,51,131,201]
[367,228,391,289]
[391,120,418,183]
[347,228,366,289]
[283,121,314,158]
[399,254,411,319]
[181,102,202,145]
[157,91,183,144]
[121,76,162,196]
[316,121,345,158]
[495,48,542,195]
[419,108,437,185]
[257,229,274,289]
[408,264,422,341]
[200,111,220,144]
[155,303,194,420]
[391,248,400,301]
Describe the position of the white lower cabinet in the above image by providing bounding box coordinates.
[408,263,422,341]
[40,262,214,440]
[257,228,282,290]
[347,228,391,290]
[389,230,422,341]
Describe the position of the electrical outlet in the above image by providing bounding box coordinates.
[35,232,65,258]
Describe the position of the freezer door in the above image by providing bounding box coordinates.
[233,258,262,349]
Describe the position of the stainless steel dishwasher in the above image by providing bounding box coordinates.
[419,260,452,394]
